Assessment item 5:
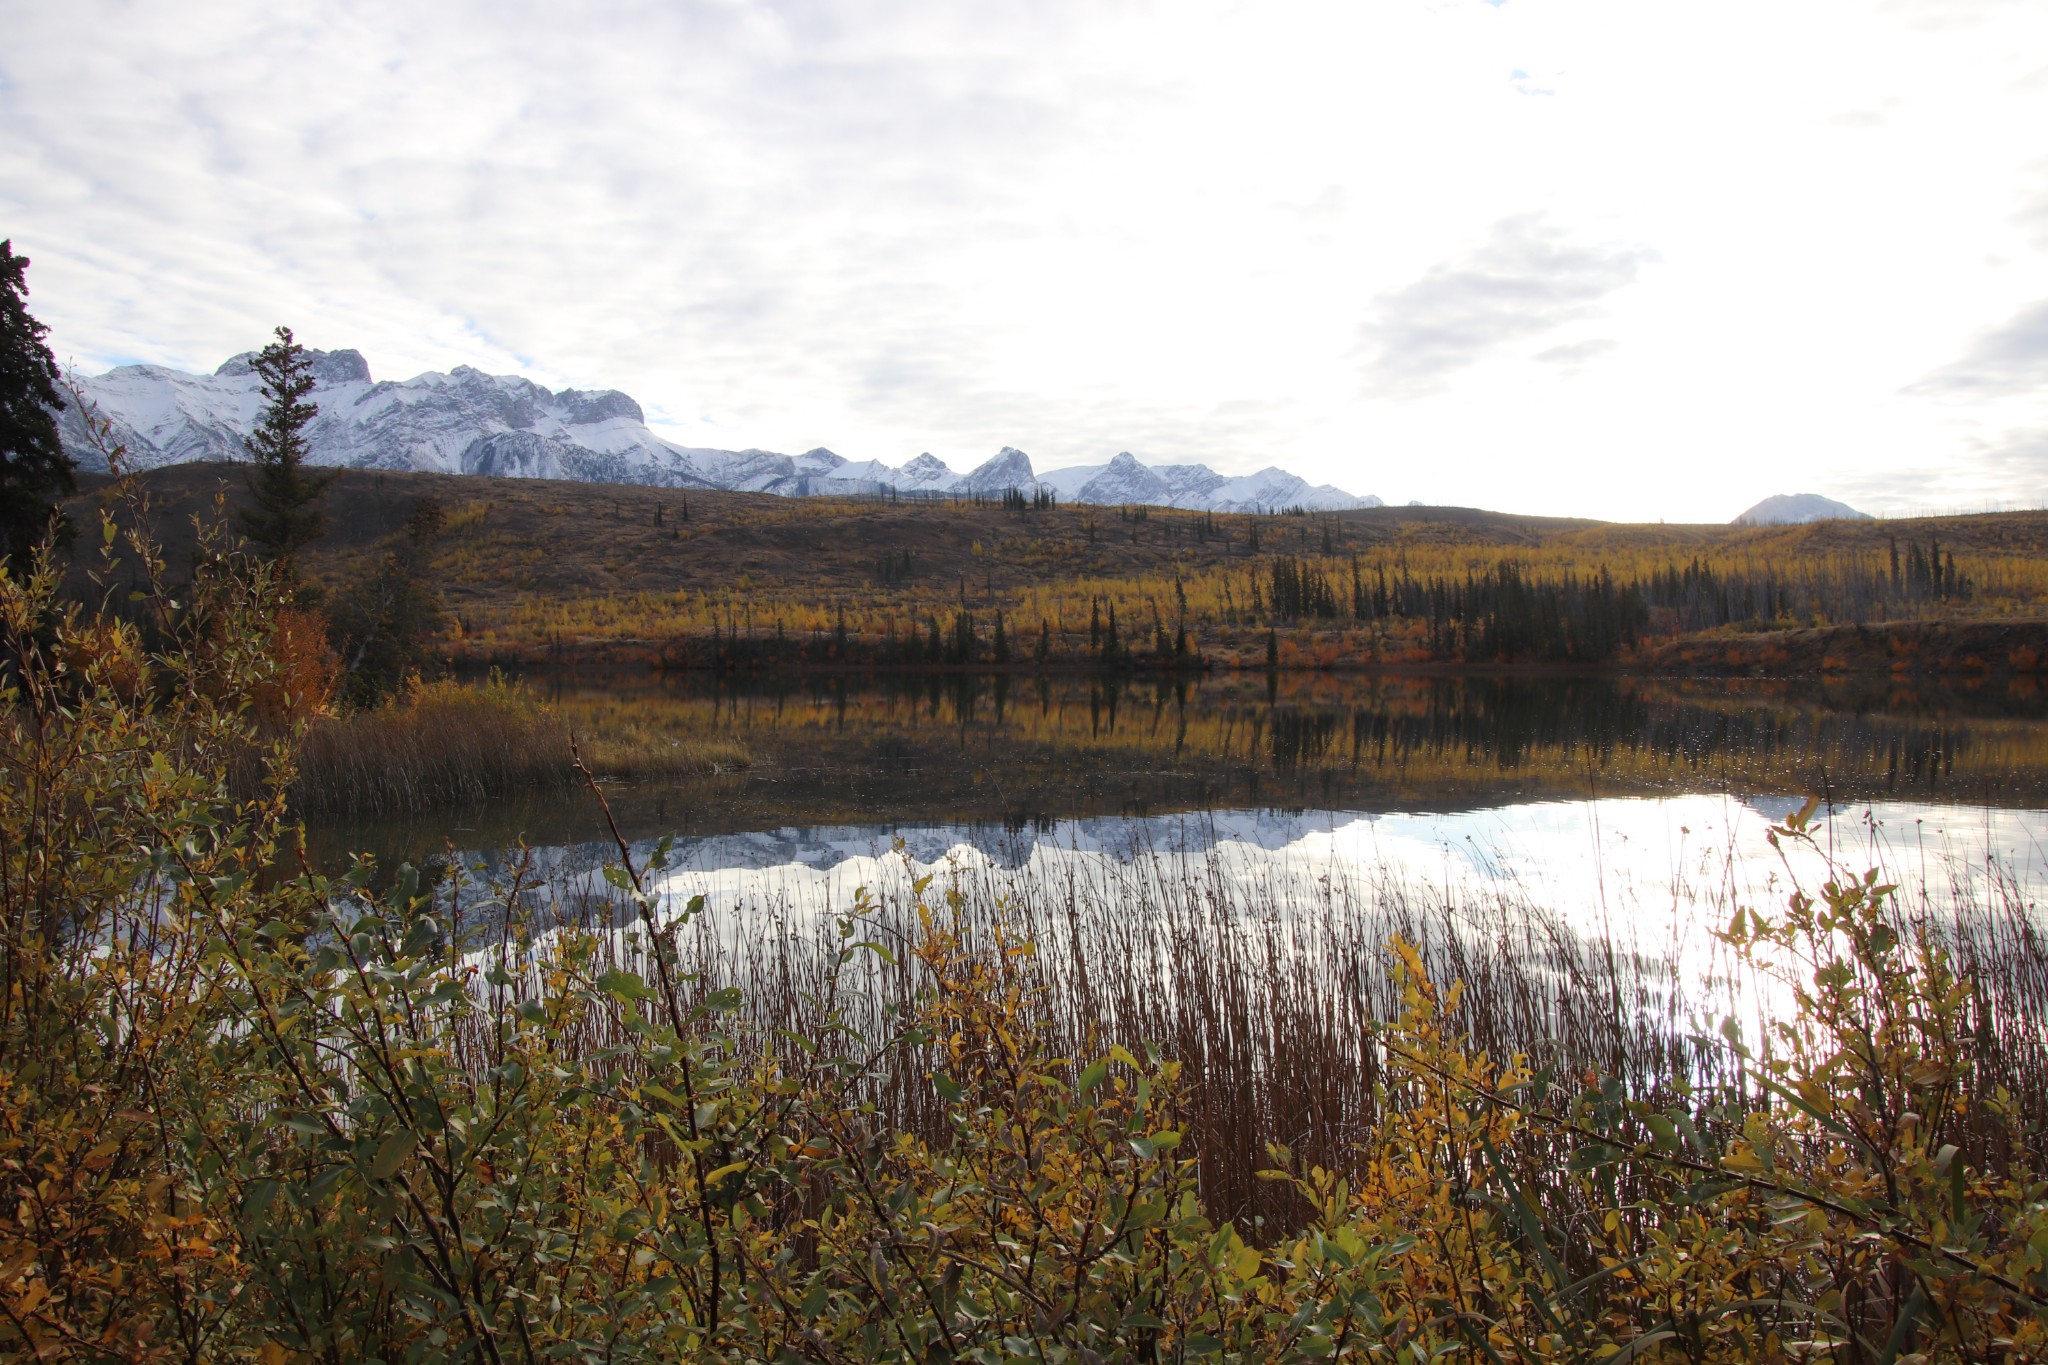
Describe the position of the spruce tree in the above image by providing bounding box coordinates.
[0,241,76,567]
[237,325,334,585]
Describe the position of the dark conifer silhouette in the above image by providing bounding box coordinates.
[0,242,75,566]
[237,326,334,587]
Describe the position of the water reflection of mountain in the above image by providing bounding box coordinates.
[455,809,1359,886]
[313,671,2048,875]
[443,799,2047,952]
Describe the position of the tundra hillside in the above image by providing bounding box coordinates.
[70,463,2048,676]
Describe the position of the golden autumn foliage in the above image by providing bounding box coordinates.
[72,463,2048,672]
[288,674,749,817]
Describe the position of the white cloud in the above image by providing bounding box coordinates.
[3,0,2048,519]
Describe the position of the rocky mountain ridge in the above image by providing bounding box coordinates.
[58,349,1379,513]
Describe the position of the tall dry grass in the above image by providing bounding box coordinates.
[292,676,749,816]
[446,823,2048,1234]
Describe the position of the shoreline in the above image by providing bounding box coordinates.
[442,616,2048,680]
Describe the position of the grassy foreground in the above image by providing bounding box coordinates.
[7,509,2048,1360]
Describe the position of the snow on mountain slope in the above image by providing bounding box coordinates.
[57,351,1378,511]
[1202,466,1374,514]
[58,349,717,489]
[1072,452,1175,504]
[58,362,265,469]
[1039,452,1374,512]
[895,453,958,490]
[954,447,1039,496]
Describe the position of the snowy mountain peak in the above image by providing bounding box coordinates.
[895,453,957,487]
[57,350,1380,512]
[953,447,1037,494]
[215,347,371,386]
[793,447,847,477]
[555,388,644,425]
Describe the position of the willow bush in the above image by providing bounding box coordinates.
[4,504,2048,1362]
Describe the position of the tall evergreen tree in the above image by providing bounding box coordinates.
[0,241,76,567]
[237,326,333,584]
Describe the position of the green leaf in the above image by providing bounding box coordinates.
[243,1179,280,1224]
[371,1131,418,1181]
[596,969,652,1002]
[1078,1059,1109,1096]
[849,940,896,965]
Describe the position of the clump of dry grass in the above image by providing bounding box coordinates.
[292,677,748,816]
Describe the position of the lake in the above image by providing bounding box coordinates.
[313,671,2048,932]
[306,669,2048,1220]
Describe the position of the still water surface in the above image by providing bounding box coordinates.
[318,670,2048,946]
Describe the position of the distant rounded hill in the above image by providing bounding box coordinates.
[1733,493,1871,525]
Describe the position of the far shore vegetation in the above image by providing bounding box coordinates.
[69,460,2048,682]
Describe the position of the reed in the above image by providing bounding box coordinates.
[467,821,2048,1236]
[291,676,749,815]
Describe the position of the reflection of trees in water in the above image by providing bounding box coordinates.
[529,669,2048,808]
[1268,710,1344,771]
[1208,677,2003,798]
[313,668,2048,879]
[1238,678,2005,798]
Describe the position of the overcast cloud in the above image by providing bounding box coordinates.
[5,0,2048,519]
[1915,299,2048,396]
[1356,215,1651,394]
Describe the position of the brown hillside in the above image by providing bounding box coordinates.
[61,465,2048,674]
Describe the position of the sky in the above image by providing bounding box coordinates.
[4,0,2047,521]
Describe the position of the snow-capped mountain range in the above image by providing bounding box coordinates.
[58,349,1379,513]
